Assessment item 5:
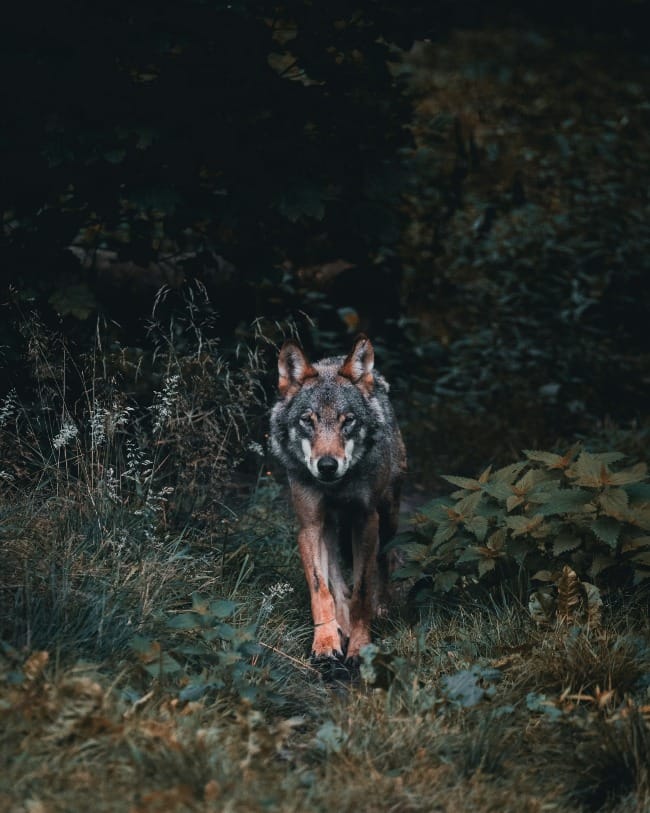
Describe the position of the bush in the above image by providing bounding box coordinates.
[397,446,650,602]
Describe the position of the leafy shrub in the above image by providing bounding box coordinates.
[130,592,282,706]
[397,446,650,600]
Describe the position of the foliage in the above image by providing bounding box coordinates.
[399,29,650,474]
[397,446,650,600]
[130,592,283,706]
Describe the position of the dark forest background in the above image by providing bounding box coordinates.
[2,0,650,482]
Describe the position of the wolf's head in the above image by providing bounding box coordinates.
[272,335,381,483]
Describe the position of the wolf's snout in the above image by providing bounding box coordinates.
[317,456,339,479]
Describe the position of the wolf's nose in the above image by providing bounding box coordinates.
[317,456,338,477]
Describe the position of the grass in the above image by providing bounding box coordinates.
[3,593,649,812]
[1,306,649,809]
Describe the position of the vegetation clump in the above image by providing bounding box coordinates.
[397,446,650,603]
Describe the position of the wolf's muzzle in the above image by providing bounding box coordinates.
[316,456,339,480]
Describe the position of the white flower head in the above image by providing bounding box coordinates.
[0,389,19,427]
[53,420,79,450]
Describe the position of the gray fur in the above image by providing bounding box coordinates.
[270,354,403,502]
[269,336,406,664]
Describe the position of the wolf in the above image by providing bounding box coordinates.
[270,335,406,665]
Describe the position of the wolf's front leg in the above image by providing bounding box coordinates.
[297,526,344,659]
[347,509,380,664]
[292,484,346,660]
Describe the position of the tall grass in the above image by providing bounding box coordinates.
[0,287,268,661]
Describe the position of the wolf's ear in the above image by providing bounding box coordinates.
[278,341,317,398]
[339,334,374,394]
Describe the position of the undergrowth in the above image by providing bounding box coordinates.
[1,299,649,812]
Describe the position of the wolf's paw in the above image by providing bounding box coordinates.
[345,626,371,666]
[311,621,345,661]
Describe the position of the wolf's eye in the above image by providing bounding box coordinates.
[342,414,356,428]
[299,413,312,428]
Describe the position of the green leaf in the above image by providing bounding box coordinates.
[531,570,555,582]
[216,623,236,641]
[420,498,454,521]
[191,592,210,614]
[506,494,525,512]
[624,483,650,502]
[534,488,594,516]
[314,721,347,753]
[598,488,629,517]
[591,517,621,548]
[179,683,209,703]
[135,128,156,150]
[506,514,544,537]
[143,653,182,676]
[277,184,326,222]
[487,527,507,550]
[567,452,608,487]
[526,692,562,720]
[441,474,482,490]
[130,635,156,656]
[590,451,626,464]
[392,563,424,580]
[442,670,486,707]
[478,465,493,483]
[456,491,484,516]
[523,450,565,468]
[167,612,202,630]
[515,468,553,493]
[209,599,237,619]
[201,628,222,643]
[483,481,515,501]
[506,537,531,564]
[218,650,243,667]
[457,546,483,562]
[433,521,457,546]
[433,570,459,593]
[627,505,650,531]
[400,542,430,562]
[478,557,497,578]
[552,532,581,556]
[491,461,527,484]
[465,515,488,541]
[48,284,97,320]
[609,462,648,486]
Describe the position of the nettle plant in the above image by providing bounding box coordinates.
[398,447,650,600]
